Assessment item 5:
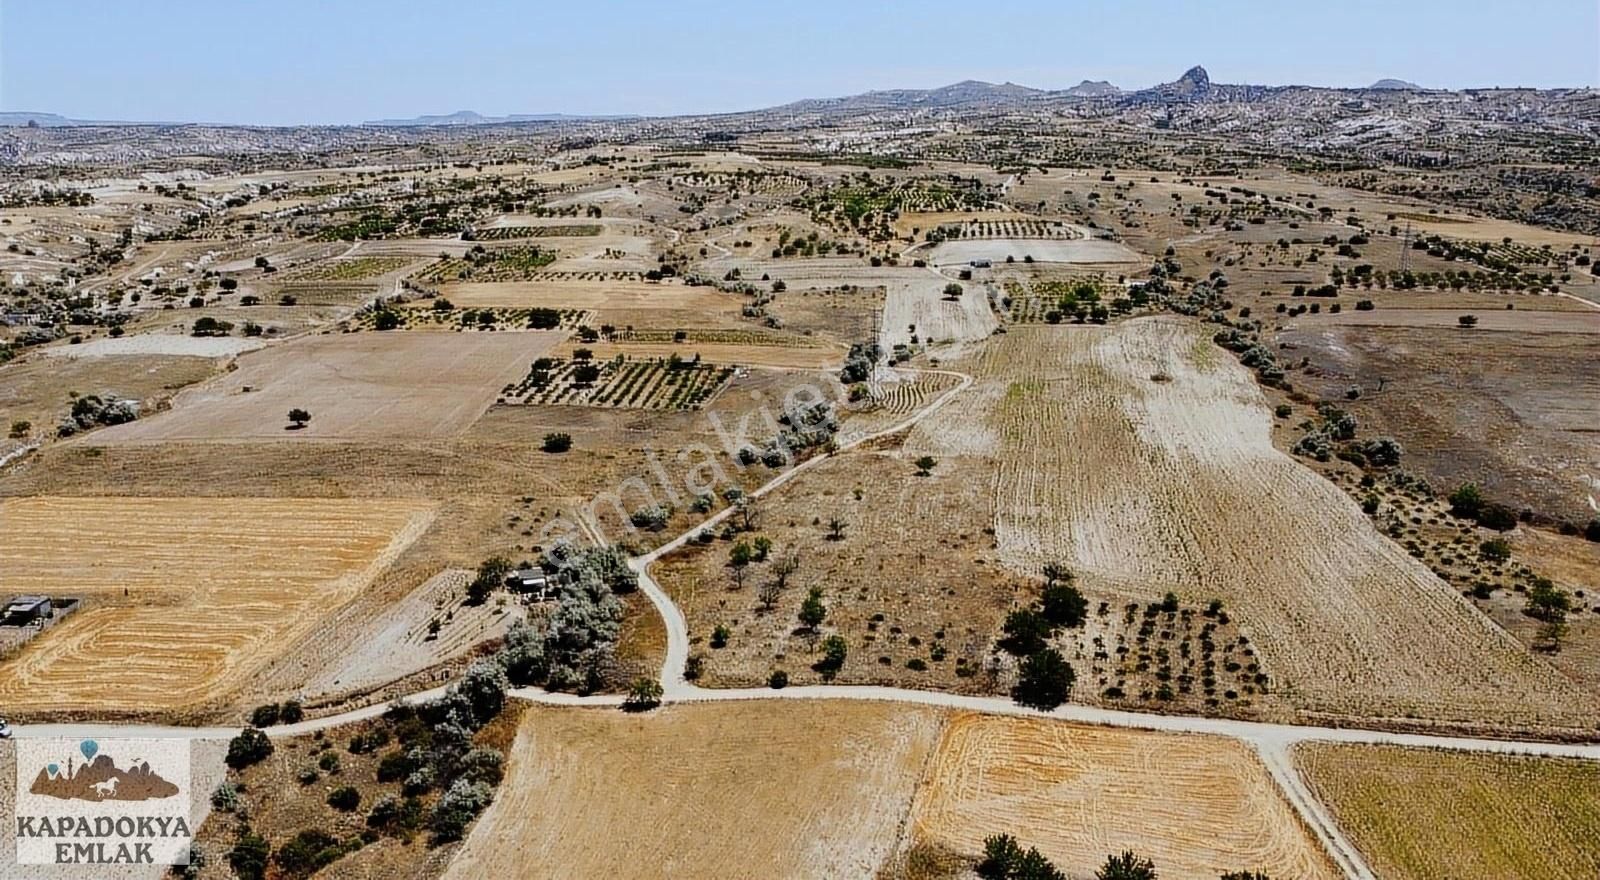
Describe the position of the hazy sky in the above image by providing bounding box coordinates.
[2,0,1595,125]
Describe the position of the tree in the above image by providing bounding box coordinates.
[287,408,311,429]
[771,550,800,589]
[467,556,511,606]
[978,834,1024,879]
[1097,851,1157,880]
[1220,872,1273,880]
[541,432,572,453]
[373,309,401,331]
[1457,314,1478,328]
[1012,649,1074,710]
[814,634,848,679]
[226,728,274,769]
[798,586,827,630]
[999,608,1053,656]
[1042,561,1072,587]
[752,535,772,561]
[623,677,663,711]
[1447,483,1484,519]
[728,541,754,589]
[914,455,937,476]
[1526,578,1571,624]
[826,517,847,540]
[1041,582,1089,629]
[943,282,964,299]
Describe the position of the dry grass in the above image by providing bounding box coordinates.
[910,317,1594,729]
[0,496,433,715]
[446,701,943,879]
[87,331,559,443]
[909,713,1337,879]
[1297,743,1600,880]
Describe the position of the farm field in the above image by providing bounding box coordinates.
[87,330,559,442]
[910,318,1596,730]
[550,339,838,369]
[1297,743,1600,880]
[1278,323,1600,524]
[445,701,944,880]
[1287,306,1600,333]
[907,713,1337,879]
[434,279,743,326]
[281,255,416,281]
[0,350,221,447]
[0,496,434,715]
[653,452,1016,694]
[930,237,1143,266]
[503,354,734,410]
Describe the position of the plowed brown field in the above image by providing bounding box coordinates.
[908,713,1337,879]
[908,317,1593,729]
[445,701,943,879]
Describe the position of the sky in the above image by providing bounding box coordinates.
[1,0,1596,125]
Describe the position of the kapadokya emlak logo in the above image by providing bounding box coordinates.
[28,739,180,803]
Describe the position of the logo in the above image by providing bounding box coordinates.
[14,738,192,866]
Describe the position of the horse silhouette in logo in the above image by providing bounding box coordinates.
[28,740,178,803]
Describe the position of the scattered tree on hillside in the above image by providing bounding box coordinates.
[1012,648,1074,710]
[287,408,312,429]
[1097,851,1158,880]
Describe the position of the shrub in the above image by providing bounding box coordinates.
[1448,483,1485,519]
[273,828,351,878]
[228,832,270,880]
[280,699,304,724]
[541,432,572,453]
[225,728,273,769]
[429,779,495,842]
[768,670,790,689]
[1479,538,1512,563]
[250,704,280,727]
[814,635,848,679]
[327,786,361,811]
[1097,850,1157,880]
[623,677,664,712]
[211,781,241,813]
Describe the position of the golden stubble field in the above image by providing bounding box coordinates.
[446,703,1336,880]
[907,317,1595,730]
[1297,743,1600,880]
[0,496,434,715]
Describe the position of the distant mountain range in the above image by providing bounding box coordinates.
[0,68,1558,130]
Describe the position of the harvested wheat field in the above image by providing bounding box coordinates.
[914,317,1594,729]
[445,701,942,880]
[0,496,433,715]
[1297,743,1600,880]
[908,713,1336,879]
[87,331,558,443]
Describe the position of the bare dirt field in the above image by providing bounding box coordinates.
[41,335,265,359]
[1287,306,1600,334]
[0,496,434,716]
[1279,323,1600,524]
[86,331,560,443]
[908,713,1337,879]
[446,701,943,880]
[1297,743,1600,880]
[911,318,1595,730]
[436,279,747,329]
[930,237,1143,266]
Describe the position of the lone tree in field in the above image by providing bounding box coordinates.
[943,282,964,300]
[826,517,848,541]
[622,677,663,712]
[286,408,311,430]
[1457,314,1478,328]
[914,455,937,476]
